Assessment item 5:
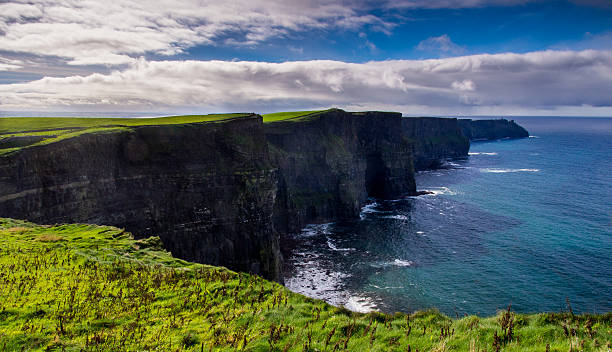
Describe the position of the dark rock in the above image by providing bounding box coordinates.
[458,118,529,141]
[0,110,525,282]
[412,190,435,196]
[266,109,468,234]
[0,115,282,281]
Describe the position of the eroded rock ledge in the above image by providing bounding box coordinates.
[0,109,527,281]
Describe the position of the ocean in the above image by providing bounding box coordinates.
[284,116,612,316]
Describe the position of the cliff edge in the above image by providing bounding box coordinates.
[459,118,529,140]
[0,110,527,281]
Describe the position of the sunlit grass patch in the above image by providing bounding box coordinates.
[0,217,610,351]
[262,110,327,123]
[0,113,252,155]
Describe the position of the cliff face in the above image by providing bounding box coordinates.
[0,110,513,281]
[265,110,468,234]
[402,116,470,170]
[459,118,529,141]
[0,116,282,280]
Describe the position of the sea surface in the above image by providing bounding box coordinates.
[285,116,612,316]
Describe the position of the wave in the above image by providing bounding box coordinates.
[345,296,377,313]
[298,223,333,237]
[370,284,404,290]
[370,259,415,268]
[468,152,498,156]
[360,201,382,219]
[480,168,540,173]
[382,214,408,220]
[529,135,539,138]
[440,160,463,167]
[418,186,457,196]
[392,259,414,267]
[326,237,356,252]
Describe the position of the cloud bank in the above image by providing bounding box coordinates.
[0,0,391,66]
[1,50,611,115]
[0,0,564,67]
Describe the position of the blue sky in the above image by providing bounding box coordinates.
[180,1,612,63]
[0,0,611,116]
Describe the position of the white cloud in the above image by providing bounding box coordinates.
[451,79,476,91]
[0,57,24,71]
[0,0,392,66]
[1,50,611,116]
[0,0,558,68]
[417,34,465,55]
[384,0,531,9]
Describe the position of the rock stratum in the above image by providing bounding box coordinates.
[459,118,529,140]
[0,109,527,281]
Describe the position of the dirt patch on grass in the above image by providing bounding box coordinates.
[5,226,31,234]
[38,234,64,242]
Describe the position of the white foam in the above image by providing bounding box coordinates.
[382,214,408,220]
[370,259,414,268]
[418,186,457,196]
[392,259,414,267]
[371,284,404,289]
[468,152,498,156]
[416,231,425,234]
[480,168,540,173]
[529,135,539,138]
[360,201,381,219]
[345,296,377,313]
[299,223,333,237]
[441,160,464,168]
[326,237,356,252]
[285,250,352,308]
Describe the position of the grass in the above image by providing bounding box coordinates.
[0,109,376,154]
[0,113,251,155]
[0,218,610,351]
[262,110,328,123]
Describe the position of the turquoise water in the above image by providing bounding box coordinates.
[285,117,612,316]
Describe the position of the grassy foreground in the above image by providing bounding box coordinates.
[0,219,610,351]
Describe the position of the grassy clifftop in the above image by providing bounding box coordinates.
[1,218,609,351]
[0,113,251,155]
[262,110,327,123]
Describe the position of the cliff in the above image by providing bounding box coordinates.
[459,118,529,140]
[0,110,525,281]
[0,115,282,280]
[266,110,468,234]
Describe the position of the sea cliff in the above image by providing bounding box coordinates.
[459,118,529,140]
[0,110,526,281]
[0,115,282,280]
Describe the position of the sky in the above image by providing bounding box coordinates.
[0,0,612,116]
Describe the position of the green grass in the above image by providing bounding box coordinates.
[0,109,334,154]
[0,114,250,134]
[262,110,327,123]
[0,113,251,155]
[1,218,610,351]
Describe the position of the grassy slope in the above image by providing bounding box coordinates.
[0,114,250,155]
[1,109,377,154]
[262,110,327,123]
[0,219,609,351]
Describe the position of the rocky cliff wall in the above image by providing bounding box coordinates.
[265,110,469,234]
[401,116,470,170]
[459,118,529,141]
[0,110,520,281]
[0,116,282,280]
